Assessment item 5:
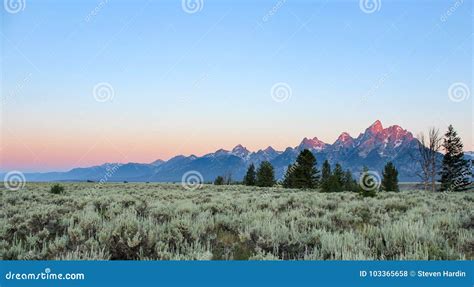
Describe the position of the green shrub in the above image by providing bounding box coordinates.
[50,184,65,194]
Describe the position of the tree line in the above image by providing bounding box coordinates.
[214,125,472,192]
[214,148,399,195]
[415,125,471,192]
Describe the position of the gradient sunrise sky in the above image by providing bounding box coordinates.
[1,0,472,172]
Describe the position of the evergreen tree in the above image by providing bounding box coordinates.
[358,166,378,197]
[343,169,357,192]
[282,164,295,188]
[320,162,357,192]
[326,175,342,192]
[440,125,471,191]
[243,164,256,186]
[333,164,344,185]
[326,163,344,192]
[320,160,331,192]
[282,149,320,189]
[214,176,224,185]
[256,161,275,187]
[381,162,399,191]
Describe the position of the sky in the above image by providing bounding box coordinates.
[1,0,472,172]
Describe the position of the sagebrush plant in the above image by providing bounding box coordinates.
[0,183,472,260]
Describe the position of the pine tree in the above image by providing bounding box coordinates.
[326,163,344,192]
[440,125,471,192]
[359,166,377,197]
[320,160,331,192]
[381,162,399,191]
[243,164,256,186]
[282,164,295,188]
[256,161,275,187]
[343,170,357,192]
[320,162,356,192]
[326,175,342,192]
[333,164,344,184]
[283,149,320,189]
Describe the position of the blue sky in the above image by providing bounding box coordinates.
[1,0,472,171]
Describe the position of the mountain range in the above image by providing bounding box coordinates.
[10,120,473,183]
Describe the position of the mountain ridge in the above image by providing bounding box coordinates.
[10,121,472,183]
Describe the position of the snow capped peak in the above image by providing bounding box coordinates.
[393,125,403,131]
[385,125,409,135]
[232,144,248,152]
[214,148,229,155]
[332,132,355,150]
[355,121,416,158]
[337,132,353,142]
[298,137,327,151]
[231,144,250,158]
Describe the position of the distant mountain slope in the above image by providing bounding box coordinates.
[13,121,471,183]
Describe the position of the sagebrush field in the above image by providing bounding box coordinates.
[1,183,473,260]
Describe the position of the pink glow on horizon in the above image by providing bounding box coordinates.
[1,132,306,172]
[2,120,472,172]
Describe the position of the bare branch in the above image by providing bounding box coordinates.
[416,128,442,192]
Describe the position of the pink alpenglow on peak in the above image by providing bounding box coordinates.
[366,120,384,134]
[336,132,353,142]
[298,137,327,151]
[356,122,415,157]
[384,125,413,138]
[332,132,355,150]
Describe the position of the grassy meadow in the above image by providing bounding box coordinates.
[1,183,473,260]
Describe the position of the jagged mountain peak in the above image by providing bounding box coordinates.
[366,120,384,134]
[384,125,411,137]
[231,144,250,158]
[298,137,327,151]
[263,146,276,153]
[336,132,353,142]
[356,122,416,158]
[332,132,355,151]
[232,144,248,152]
